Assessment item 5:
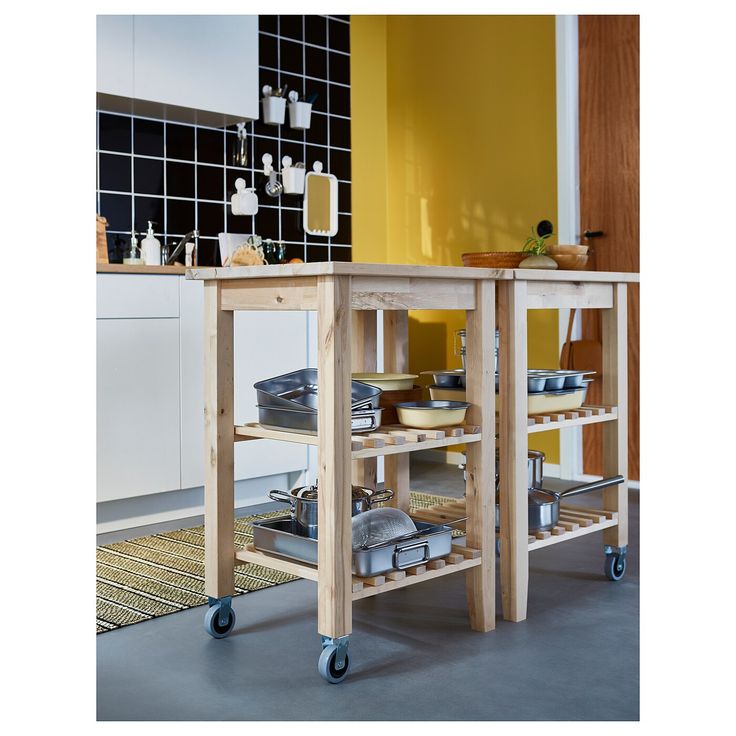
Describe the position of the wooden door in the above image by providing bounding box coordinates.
[579,15,640,480]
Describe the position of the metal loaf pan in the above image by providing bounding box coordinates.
[255,368,381,412]
[252,518,452,577]
[257,405,382,434]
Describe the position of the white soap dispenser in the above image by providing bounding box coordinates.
[141,221,161,266]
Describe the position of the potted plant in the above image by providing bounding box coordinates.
[519,225,558,269]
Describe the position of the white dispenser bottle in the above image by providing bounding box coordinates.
[141,221,161,266]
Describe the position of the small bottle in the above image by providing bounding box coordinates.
[123,230,143,265]
[141,221,161,266]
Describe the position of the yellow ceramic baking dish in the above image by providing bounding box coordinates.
[352,373,418,391]
[394,400,470,429]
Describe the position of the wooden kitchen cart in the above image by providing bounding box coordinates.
[414,269,640,623]
[187,262,505,683]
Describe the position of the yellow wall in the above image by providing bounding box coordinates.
[351,15,560,462]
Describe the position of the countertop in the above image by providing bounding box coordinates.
[186,262,640,282]
[97,264,188,275]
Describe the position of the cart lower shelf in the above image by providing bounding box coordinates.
[235,542,482,600]
[411,502,618,552]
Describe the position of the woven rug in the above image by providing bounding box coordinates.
[96,491,460,634]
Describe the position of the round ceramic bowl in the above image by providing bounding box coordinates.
[395,400,470,429]
[352,373,418,391]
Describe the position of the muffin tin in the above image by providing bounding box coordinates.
[527,369,594,393]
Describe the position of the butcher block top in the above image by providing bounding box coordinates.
[186,262,639,282]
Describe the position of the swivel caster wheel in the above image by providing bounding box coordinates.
[604,553,626,581]
[204,599,236,638]
[318,642,350,683]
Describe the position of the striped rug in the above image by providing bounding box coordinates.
[96,491,458,633]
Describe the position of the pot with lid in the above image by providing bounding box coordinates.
[269,484,394,539]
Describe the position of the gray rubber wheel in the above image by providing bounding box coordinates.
[318,644,350,683]
[604,554,626,582]
[204,603,236,638]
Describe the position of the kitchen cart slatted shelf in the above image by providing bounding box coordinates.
[411,502,618,551]
[189,262,637,682]
[235,542,483,600]
[234,422,481,458]
[527,405,617,433]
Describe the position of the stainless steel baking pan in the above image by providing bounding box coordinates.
[257,405,382,433]
[255,368,381,412]
[252,517,452,576]
[252,516,319,565]
[352,522,453,576]
[421,369,466,388]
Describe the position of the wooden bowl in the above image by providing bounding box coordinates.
[549,254,589,270]
[461,251,525,269]
[546,244,589,256]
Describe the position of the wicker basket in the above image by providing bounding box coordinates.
[461,251,525,269]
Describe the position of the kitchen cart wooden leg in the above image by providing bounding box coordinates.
[464,280,496,632]
[317,275,353,641]
[602,283,629,549]
[383,310,411,512]
[385,454,410,513]
[351,311,378,490]
[203,281,235,601]
[383,310,409,373]
[498,280,529,622]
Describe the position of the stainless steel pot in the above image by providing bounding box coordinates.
[495,475,624,532]
[268,484,394,539]
[494,449,545,493]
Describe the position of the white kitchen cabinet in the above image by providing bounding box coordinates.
[97,15,259,126]
[179,278,309,490]
[97,317,181,502]
[97,15,134,99]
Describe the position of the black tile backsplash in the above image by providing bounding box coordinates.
[99,113,131,153]
[96,15,351,265]
[166,161,195,198]
[133,157,164,196]
[134,119,164,157]
[166,124,195,161]
[98,153,130,192]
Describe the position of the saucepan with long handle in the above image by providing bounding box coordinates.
[495,475,625,532]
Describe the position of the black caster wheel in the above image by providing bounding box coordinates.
[318,644,350,683]
[604,553,626,581]
[204,602,236,638]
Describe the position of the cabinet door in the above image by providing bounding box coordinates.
[97,318,181,501]
[133,15,259,123]
[97,15,134,98]
[179,279,309,490]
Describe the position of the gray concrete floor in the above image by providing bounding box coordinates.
[97,459,639,721]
